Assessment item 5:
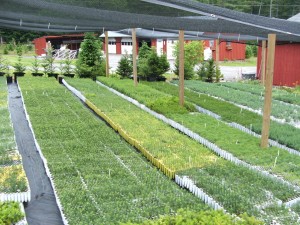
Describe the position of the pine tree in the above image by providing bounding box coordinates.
[76,32,104,79]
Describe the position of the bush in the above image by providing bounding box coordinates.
[137,46,169,80]
[116,54,133,78]
[245,45,253,59]
[76,32,104,79]
[196,59,223,83]
[122,209,263,225]
[174,60,195,80]
[173,41,204,80]
[0,202,24,225]
[147,96,196,115]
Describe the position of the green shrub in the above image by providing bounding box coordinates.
[122,209,263,225]
[0,202,24,225]
[245,45,253,59]
[173,41,204,80]
[174,60,195,80]
[116,54,133,78]
[76,32,104,79]
[147,96,195,115]
[138,46,169,79]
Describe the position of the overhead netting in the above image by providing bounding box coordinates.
[0,0,299,42]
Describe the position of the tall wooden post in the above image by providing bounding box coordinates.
[215,39,220,66]
[105,31,109,77]
[132,28,138,86]
[261,40,267,85]
[179,30,185,106]
[261,34,276,148]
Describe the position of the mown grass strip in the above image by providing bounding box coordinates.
[18,77,208,224]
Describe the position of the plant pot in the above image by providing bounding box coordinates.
[47,73,59,78]
[0,72,5,76]
[13,72,25,77]
[32,72,44,77]
[146,76,157,82]
[156,76,166,82]
[6,76,13,84]
[63,73,75,78]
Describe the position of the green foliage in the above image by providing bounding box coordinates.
[197,59,222,82]
[245,45,253,59]
[122,209,263,225]
[42,47,56,74]
[138,41,152,60]
[13,56,26,73]
[138,46,169,79]
[0,202,24,225]
[174,60,195,80]
[16,44,23,56]
[173,41,204,80]
[215,66,223,82]
[30,56,41,74]
[205,58,216,82]
[3,46,8,55]
[76,32,104,79]
[0,55,8,72]
[197,62,207,81]
[195,0,297,19]
[117,54,133,78]
[147,96,196,115]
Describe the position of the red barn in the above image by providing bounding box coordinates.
[203,40,246,61]
[257,14,300,87]
[257,42,300,87]
[33,34,85,55]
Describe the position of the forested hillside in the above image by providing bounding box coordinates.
[0,0,298,43]
[196,0,299,19]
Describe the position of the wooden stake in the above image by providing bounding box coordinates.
[179,30,185,106]
[261,40,267,86]
[105,31,109,77]
[261,34,276,148]
[132,28,138,86]
[215,39,220,66]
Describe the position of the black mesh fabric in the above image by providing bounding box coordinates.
[0,0,299,42]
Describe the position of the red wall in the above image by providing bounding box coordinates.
[34,37,47,55]
[204,40,246,61]
[257,43,300,87]
[116,37,122,54]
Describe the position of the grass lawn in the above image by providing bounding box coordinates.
[219,57,257,67]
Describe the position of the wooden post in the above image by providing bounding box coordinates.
[132,28,138,86]
[261,34,276,148]
[179,30,185,106]
[105,31,109,77]
[215,39,220,66]
[261,40,267,85]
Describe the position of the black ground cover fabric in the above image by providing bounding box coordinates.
[8,82,63,225]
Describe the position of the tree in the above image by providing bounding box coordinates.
[138,45,169,80]
[76,32,105,79]
[116,54,133,78]
[173,41,204,80]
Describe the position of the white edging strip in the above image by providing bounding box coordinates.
[18,84,69,225]
[175,175,223,211]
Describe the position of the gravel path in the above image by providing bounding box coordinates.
[8,82,63,225]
